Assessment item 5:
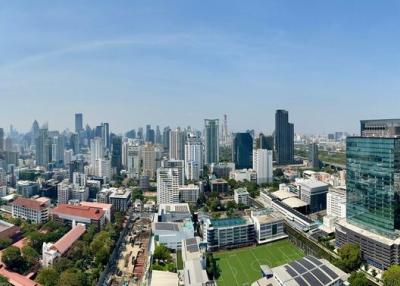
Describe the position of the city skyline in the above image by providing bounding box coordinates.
[1,1,400,133]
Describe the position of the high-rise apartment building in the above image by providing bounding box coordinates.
[0,128,4,152]
[141,143,157,180]
[90,137,104,169]
[36,128,50,167]
[75,113,83,133]
[275,110,294,164]
[308,143,319,169]
[232,132,253,169]
[252,149,273,185]
[184,133,203,181]
[169,128,185,160]
[204,119,219,164]
[157,168,180,204]
[111,136,122,173]
[101,123,110,149]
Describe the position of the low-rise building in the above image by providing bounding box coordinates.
[0,219,20,240]
[11,197,50,223]
[234,188,250,206]
[16,181,40,198]
[109,188,131,212]
[250,209,287,244]
[42,223,86,267]
[251,255,348,286]
[52,204,106,230]
[157,203,192,223]
[179,184,200,203]
[229,169,257,183]
[152,219,194,250]
[78,201,113,222]
[297,179,329,213]
[181,237,211,286]
[210,179,229,193]
[203,216,255,251]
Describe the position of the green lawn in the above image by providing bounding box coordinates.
[214,239,304,286]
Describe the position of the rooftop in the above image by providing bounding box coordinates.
[52,204,105,220]
[79,201,112,210]
[272,189,298,201]
[282,197,308,209]
[52,224,86,254]
[11,197,49,211]
[297,179,329,189]
[0,265,40,286]
[0,220,15,233]
[210,217,249,228]
[150,270,178,286]
[272,255,348,286]
[109,188,131,199]
[235,188,249,195]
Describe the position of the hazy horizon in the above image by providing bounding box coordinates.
[1,1,400,134]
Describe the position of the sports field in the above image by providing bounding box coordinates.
[214,239,304,286]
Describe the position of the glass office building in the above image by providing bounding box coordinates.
[346,137,400,238]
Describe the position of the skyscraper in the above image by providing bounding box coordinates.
[111,136,122,174]
[90,137,104,169]
[232,132,253,169]
[163,126,171,153]
[255,133,274,150]
[0,128,4,152]
[308,143,319,169]
[204,119,219,164]
[101,123,110,149]
[336,119,400,270]
[275,110,294,164]
[75,113,83,133]
[51,135,65,166]
[253,149,273,185]
[35,128,50,167]
[184,133,203,181]
[169,128,185,160]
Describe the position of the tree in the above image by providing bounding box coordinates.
[0,275,10,286]
[383,265,400,286]
[21,245,39,267]
[2,246,24,272]
[0,237,12,250]
[153,245,171,262]
[36,268,59,286]
[336,243,361,272]
[53,257,73,274]
[206,253,220,279]
[58,268,87,286]
[348,272,369,286]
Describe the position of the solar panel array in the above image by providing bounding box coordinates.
[185,237,199,253]
[280,256,341,286]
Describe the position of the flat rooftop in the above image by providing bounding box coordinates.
[282,197,308,208]
[273,189,298,201]
[210,217,249,228]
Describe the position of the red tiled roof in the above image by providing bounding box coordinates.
[11,197,47,212]
[0,265,40,286]
[52,204,105,220]
[79,201,112,210]
[52,224,86,254]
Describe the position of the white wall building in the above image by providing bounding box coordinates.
[184,134,203,181]
[157,168,180,204]
[234,188,250,206]
[230,169,257,183]
[253,149,273,185]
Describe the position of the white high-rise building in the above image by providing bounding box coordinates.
[169,128,185,160]
[73,172,87,188]
[184,134,203,181]
[51,135,65,164]
[252,149,273,185]
[64,149,73,166]
[90,137,104,170]
[327,187,346,218]
[95,158,112,179]
[57,180,72,204]
[157,168,180,204]
[162,159,185,186]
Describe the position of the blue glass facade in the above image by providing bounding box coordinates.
[346,137,400,237]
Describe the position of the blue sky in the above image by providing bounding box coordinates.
[1,1,400,134]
